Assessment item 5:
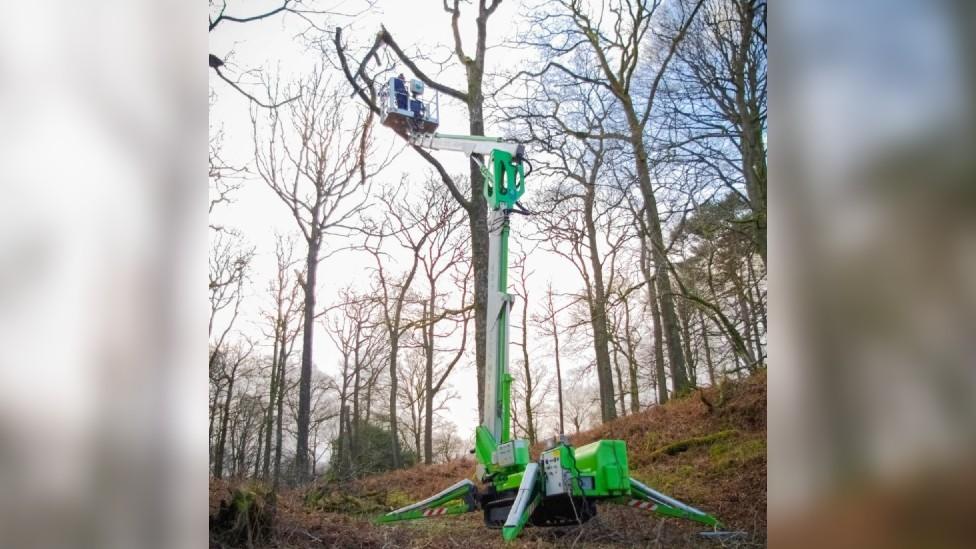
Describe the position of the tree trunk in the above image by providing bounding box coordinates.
[253,420,265,479]
[337,356,350,478]
[748,253,767,338]
[729,262,759,370]
[700,309,717,387]
[273,354,285,491]
[745,257,766,365]
[387,334,402,468]
[547,290,566,434]
[553,339,565,436]
[468,120,489,425]
[424,300,435,465]
[386,251,422,470]
[343,404,354,474]
[642,241,668,405]
[519,285,536,444]
[735,1,767,267]
[336,404,347,478]
[262,333,279,480]
[214,371,236,479]
[364,372,373,426]
[416,402,422,459]
[582,182,617,422]
[625,110,690,396]
[295,234,320,483]
[611,344,626,416]
[678,299,697,386]
[209,383,221,467]
[624,300,640,413]
[352,328,362,462]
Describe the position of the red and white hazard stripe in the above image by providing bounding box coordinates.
[422,507,449,516]
[627,499,657,511]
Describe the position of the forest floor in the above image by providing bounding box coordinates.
[210,371,767,548]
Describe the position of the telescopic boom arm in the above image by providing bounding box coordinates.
[410,132,525,159]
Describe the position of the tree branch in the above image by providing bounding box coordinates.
[376,26,469,102]
[212,63,299,109]
[209,0,292,32]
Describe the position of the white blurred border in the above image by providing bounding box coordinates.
[0,1,207,547]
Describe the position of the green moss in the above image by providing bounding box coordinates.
[709,436,766,469]
[384,490,413,509]
[307,489,386,515]
[648,429,738,460]
[213,485,273,546]
[232,489,255,514]
[633,464,697,494]
[641,432,660,453]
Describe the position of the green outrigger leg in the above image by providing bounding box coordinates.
[375,479,477,523]
[610,477,723,529]
[500,463,542,541]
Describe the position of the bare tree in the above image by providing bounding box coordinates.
[251,67,379,483]
[359,179,451,468]
[511,253,538,444]
[324,287,388,478]
[521,124,632,423]
[565,380,599,435]
[511,0,705,397]
[397,349,459,464]
[666,0,767,264]
[259,235,304,491]
[607,277,646,412]
[432,420,465,463]
[415,188,472,464]
[533,284,568,434]
[335,0,513,419]
[209,229,253,359]
[209,124,247,229]
[211,339,255,478]
[209,0,373,107]
[208,224,254,465]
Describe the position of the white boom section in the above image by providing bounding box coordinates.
[482,208,511,442]
[410,132,522,157]
[503,463,539,529]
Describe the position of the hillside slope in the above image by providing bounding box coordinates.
[211,371,766,548]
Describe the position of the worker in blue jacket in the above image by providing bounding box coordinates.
[394,73,408,110]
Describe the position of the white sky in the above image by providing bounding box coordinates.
[209,0,597,442]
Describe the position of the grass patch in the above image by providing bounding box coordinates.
[305,489,386,515]
[633,464,697,494]
[383,490,414,509]
[709,435,766,469]
[648,429,738,460]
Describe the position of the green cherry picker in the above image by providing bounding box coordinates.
[373,76,726,542]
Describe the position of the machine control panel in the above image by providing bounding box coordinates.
[493,439,528,467]
[540,447,570,496]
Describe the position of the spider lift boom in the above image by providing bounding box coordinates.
[374,85,727,542]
